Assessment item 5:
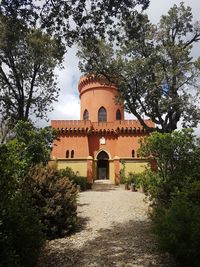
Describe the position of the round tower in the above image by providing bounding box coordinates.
[78,75,124,122]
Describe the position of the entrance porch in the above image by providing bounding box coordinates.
[87,152,120,185]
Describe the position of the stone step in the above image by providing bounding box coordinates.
[92,180,117,191]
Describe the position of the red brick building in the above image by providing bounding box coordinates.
[51,76,153,184]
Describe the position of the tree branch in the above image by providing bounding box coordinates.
[25,64,40,119]
[0,65,19,101]
[183,32,200,48]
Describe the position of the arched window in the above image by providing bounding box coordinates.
[66,150,69,158]
[98,107,107,122]
[132,150,135,158]
[97,151,109,160]
[116,109,121,120]
[71,150,74,158]
[83,109,89,120]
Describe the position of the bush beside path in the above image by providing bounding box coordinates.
[38,188,173,267]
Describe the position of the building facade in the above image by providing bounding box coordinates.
[51,75,154,184]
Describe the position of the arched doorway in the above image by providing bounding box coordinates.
[97,151,109,179]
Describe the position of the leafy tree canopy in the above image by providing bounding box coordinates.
[39,0,149,42]
[0,121,57,180]
[0,14,65,126]
[0,0,150,43]
[78,3,200,132]
[139,129,200,206]
[0,0,149,132]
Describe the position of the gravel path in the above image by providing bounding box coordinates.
[38,188,173,267]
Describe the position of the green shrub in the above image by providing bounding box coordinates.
[0,144,44,267]
[139,169,171,205]
[72,176,89,191]
[140,129,200,206]
[140,130,200,266]
[153,194,200,266]
[59,166,76,180]
[127,172,141,188]
[24,164,78,239]
[0,195,44,267]
[119,174,127,184]
[119,160,127,184]
[59,167,89,190]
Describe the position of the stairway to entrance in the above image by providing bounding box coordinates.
[92,179,117,191]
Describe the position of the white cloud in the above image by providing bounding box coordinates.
[49,94,80,120]
[40,46,81,126]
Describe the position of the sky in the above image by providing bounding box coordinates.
[38,0,200,133]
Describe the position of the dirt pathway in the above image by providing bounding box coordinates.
[38,188,173,267]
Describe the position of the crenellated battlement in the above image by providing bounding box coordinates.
[78,75,96,92]
[51,120,91,128]
[78,75,116,94]
[51,119,154,134]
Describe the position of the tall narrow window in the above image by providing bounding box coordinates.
[132,150,135,158]
[116,109,121,120]
[83,109,89,120]
[71,150,74,158]
[66,150,69,158]
[98,107,107,122]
